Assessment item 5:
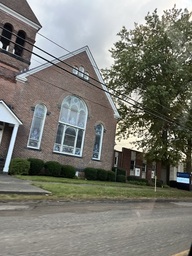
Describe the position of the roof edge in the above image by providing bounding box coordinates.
[0,100,23,125]
[0,3,41,30]
[16,46,120,119]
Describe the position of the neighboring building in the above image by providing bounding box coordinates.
[0,0,119,173]
[114,148,184,183]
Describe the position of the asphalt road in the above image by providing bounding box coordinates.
[0,200,191,256]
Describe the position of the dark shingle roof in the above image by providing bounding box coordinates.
[0,0,41,27]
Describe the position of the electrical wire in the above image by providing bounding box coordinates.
[1,26,192,132]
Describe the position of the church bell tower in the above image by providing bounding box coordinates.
[0,0,41,79]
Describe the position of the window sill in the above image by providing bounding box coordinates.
[52,151,83,158]
[26,146,41,151]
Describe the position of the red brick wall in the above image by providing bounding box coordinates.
[0,51,117,171]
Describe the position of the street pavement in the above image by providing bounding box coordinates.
[0,174,191,255]
[0,200,191,256]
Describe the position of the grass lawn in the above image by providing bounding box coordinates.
[6,175,191,201]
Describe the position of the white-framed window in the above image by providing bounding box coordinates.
[54,95,87,156]
[92,124,104,160]
[72,66,89,81]
[72,66,78,75]
[84,71,89,80]
[27,104,47,149]
[78,66,85,78]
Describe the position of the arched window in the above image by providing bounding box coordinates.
[92,124,104,160]
[27,104,47,149]
[0,23,13,50]
[14,30,26,56]
[54,95,87,156]
[78,66,84,78]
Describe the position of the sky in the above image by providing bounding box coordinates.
[27,0,192,70]
[27,0,192,150]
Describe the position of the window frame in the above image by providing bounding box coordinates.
[53,95,87,157]
[27,104,47,149]
[92,124,104,160]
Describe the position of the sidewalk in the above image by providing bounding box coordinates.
[0,174,51,195]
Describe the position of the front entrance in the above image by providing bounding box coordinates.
[0,100,22,173]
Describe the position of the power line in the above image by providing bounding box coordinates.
[1,27,192,133]
[35,32,192,130]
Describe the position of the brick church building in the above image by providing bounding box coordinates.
[0,0,119,173]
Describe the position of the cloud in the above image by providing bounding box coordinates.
[27,0,192,69]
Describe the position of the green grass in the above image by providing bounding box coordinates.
[6,175,191,201]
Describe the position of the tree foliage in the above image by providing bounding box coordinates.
[104,7,192,174]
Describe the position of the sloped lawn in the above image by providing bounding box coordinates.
[12,175,192,201]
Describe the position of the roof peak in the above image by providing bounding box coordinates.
[0,0,41,27]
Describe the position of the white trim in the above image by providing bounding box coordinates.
[92,124,104,161]
[16,46,120,119]
[53,96,88,157]
[0,4,41,30]
[3,124,19,173]
[27,104,47,150]
[0,100,22,125]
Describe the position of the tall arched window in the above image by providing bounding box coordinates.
[28,104,47,149]
[92,124,104,160]
[0,23,13,50]
[14,30,26,56]
[54,95,87,156]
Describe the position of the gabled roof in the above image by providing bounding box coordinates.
[16,46,120,119]
[0,100,22,125]
[0,0,41,28]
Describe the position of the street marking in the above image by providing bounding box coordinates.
[172,202,192,207]
[0,205,29,210]
[171,249,189,256]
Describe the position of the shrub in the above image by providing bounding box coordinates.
[44,161,61,177]
[9,158,30,175]
[169,180,177,188]
[97,168,108,181]
[148,179,163,187]
[28,158,44,175]
[116,175,126,183]
[60,165,76,179]
[107,170,115,182]
[84,167,97,180]
[112,167,126,176]
[127,176,148,186]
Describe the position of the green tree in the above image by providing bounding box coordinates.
[104,7,192,183]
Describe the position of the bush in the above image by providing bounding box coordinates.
[44,161,61,177]
[9,158,30,175]
[107,171,115,182]
[116,175,126,183]
[60,165,76,179]
[169,180,177,188]
[97,168,108,181]
[84,167,97,180]
[28,158,44,175]
[112,167,126,176]
[127,176,148,186]
[148,179,163,187]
